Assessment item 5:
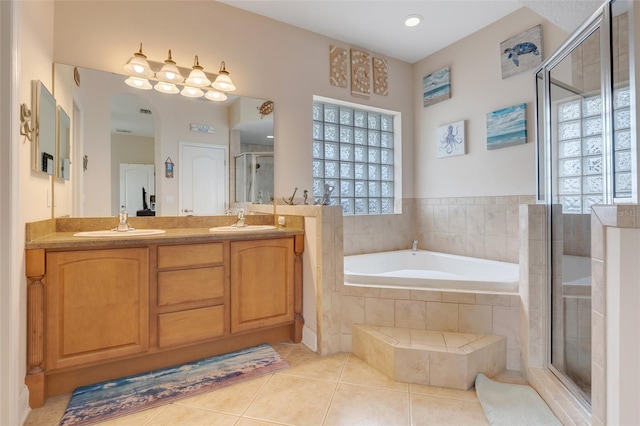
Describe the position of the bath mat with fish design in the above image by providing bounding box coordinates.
[475,373,561,425]
[59,344,288,426]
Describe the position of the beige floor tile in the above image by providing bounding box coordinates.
[23,394,71,426]
[243,374,336,425]
[410,383,479,401]
[410,394,488,425]
[340,355,408,392]
[279,345,348,382]
[145,404,238,426]
[95,406,166,425]
[235,418,288,426]
[175,375,270,415]
[324,383,410,425]
[271,341,295,359]
[442,332,481,348]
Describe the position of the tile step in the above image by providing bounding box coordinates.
[352,324,507,390]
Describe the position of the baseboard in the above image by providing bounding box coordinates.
[19,384,30,426]
[301,325,317,352]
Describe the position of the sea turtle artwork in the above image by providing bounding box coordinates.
[504,42,540,67]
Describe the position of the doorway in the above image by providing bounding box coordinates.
[179,142,228,216]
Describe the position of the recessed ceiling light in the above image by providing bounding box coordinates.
[404,14,422,27]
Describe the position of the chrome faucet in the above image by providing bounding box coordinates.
[235,209,246,227]
[412,240,418,251]
[116,206,131,232]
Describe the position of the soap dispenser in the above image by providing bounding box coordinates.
[117,206,129,231]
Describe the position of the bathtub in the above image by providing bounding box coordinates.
[344,249,519,294]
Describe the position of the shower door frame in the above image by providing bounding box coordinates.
[534,0,614,411]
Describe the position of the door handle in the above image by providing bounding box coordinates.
[183,208,193,213]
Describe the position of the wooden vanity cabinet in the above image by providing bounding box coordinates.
[25,231,304,409]
[230,238,295,334]
[44,248,149,371]
[154,242,228,349]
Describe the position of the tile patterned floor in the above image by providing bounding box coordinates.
[24,342,527,426]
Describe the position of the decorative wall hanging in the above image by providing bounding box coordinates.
[350,48,371,98]
[437,120,466,158]
[329,45,348,88]
[423,66,451,107]
[258,100,274,118]
[500,25,543,79]
[486,103,527,150]
[373,57,389,96]
[165,157,174,178]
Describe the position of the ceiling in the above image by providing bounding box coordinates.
[218,0,604,64]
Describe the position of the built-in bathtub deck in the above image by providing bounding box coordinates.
[352,324,506,390]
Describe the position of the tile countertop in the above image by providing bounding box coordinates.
[25,215,304,250]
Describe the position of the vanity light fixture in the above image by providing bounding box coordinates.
[124,43,154,78]
[185,56,211,88]
[404,14,422,27]
[154,81,180,94]
[155,50,185,83]
[205,90,227,101]
[211,61,236,92]
[180,85,204,98]
[124,44,237,101]
[124,76,153,90]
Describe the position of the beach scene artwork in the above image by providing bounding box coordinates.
[486,103,527,150]
[423,67,450,107]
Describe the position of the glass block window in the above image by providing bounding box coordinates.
[557,94,603,214]
[556,86,631,213]
[313,100,398,215]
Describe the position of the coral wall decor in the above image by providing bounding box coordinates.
[373,57,388,96]
[329,45,348,88]
[350,48,371,98]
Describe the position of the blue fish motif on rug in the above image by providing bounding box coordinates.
[59,344,289,426]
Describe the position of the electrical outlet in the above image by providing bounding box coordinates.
[278,216,286,226]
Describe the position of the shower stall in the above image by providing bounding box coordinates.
[535,0,635,409]
[235,152,274,204]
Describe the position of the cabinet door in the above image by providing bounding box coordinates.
[46,248,149,370]
[230,238,294,333]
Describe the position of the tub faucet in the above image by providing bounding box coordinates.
[412,240,418,251]
[235,209,246,227]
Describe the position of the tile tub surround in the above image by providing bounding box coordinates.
[352,324,506,390]
[341,286,521,371]
[415,195,536,264]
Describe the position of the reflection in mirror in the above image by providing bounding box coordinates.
[57,106,71,180]
[52,63,274,217]
[33,81,57,175]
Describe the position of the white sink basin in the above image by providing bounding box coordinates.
[73,229,166,237]
[209,225,277,232]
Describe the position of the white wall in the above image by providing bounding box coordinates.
[413,7,568,198]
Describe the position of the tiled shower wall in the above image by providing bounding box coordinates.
[416,195,535,263]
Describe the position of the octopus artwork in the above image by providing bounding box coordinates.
[439,123,464,155]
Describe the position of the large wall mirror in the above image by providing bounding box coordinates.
[32,80,57,176]
[52,63,274,217]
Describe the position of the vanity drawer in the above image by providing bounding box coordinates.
[158,305,225,348]
[157,242,224,269]
[157,266,224,306]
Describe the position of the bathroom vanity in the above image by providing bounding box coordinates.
[24,215,304,408]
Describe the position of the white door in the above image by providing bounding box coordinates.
[119,164,155,214]
[179,142,227,216]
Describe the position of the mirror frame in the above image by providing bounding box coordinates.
[56,105,71,180]
[32,80,57,176]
